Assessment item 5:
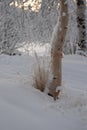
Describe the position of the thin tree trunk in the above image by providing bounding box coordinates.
[48,0,68,100]
[77,0,86,51]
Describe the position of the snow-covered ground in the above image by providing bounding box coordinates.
[0,47,87,130]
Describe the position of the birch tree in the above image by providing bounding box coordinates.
[48,0,68,100]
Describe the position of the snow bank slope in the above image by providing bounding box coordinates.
[0,54,87,130]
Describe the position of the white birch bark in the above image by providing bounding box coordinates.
[48,0,68,100]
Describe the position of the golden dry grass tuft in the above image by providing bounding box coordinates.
[33,52,50,92]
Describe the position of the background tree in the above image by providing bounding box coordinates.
[0,1,19,55]
[77,0,87,51]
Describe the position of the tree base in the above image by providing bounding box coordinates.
[48,90,60,100]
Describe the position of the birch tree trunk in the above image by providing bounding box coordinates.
[77,0,86,51]
[48,0,68,100]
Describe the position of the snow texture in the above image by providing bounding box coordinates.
[0,45,87,130]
